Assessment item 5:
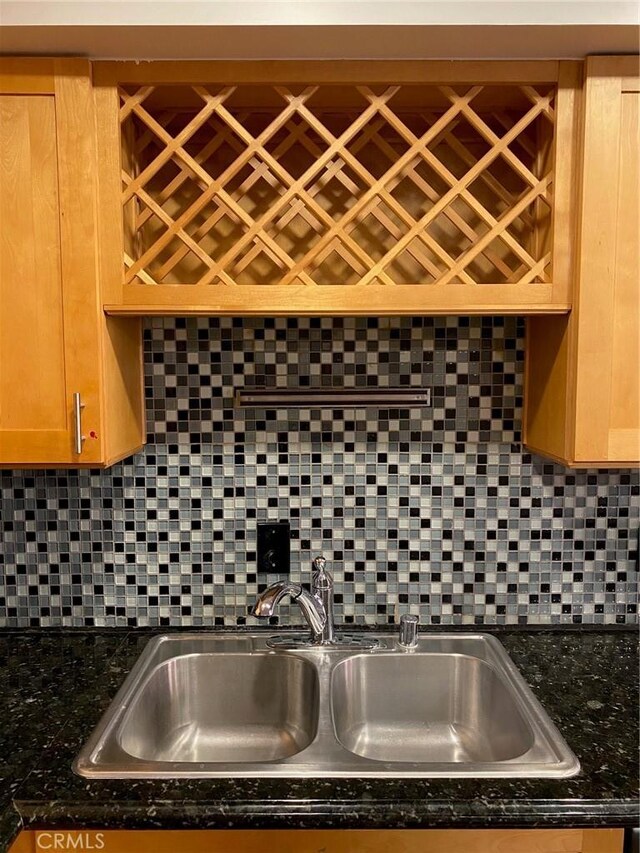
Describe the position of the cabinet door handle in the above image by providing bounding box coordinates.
[73,392,85,455]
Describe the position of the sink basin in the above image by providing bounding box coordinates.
[331,653,533,763]
[74,632,579,779]
[119,652,319,763]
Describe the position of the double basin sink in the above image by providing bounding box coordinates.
[74,632,579,778]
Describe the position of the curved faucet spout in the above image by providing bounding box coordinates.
[252,580,327,638]
[252,580,301,617]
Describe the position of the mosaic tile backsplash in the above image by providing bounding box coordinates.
[0,317,638,628]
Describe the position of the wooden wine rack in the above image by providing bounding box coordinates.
[94,61,582,315]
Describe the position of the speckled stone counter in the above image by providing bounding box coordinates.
[0,627,638,852]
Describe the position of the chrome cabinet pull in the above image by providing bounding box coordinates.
[73,392,85,455]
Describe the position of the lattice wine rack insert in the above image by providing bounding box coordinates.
[119,83,556,290]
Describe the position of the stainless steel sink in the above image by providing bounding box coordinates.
[74,632,579,779]
[331,654,534,763]
[119,652,318,763]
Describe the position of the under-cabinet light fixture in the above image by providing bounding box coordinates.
[235,388,431,408]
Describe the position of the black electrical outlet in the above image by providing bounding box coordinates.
[257,522,291,574]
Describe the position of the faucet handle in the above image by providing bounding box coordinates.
[398,614,419,648]
[312,555,333,591]
[312,555,326,572]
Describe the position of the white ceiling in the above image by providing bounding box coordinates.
[0,1,638,59]
[1,1,639,27]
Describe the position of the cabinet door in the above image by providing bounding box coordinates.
[0,59,102,464]
[0,59,145,468]
[572,56,640,464]
[524,55,639,467]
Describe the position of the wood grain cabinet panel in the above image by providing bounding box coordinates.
[8,828,626,853]
[0,58,145,469]
[525,56,640,467]
[0,94,67,438]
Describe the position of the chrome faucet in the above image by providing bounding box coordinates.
[252,556,335,645]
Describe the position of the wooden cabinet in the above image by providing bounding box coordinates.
[8,828,626,853]
[525,56,640,467]
[1,56,637,469]
[0,58,145,468]
[92,60,582,317]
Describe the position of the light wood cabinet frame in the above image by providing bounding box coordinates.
[0,58,145,468]
[92,60,583,317]
[524,55,640,467]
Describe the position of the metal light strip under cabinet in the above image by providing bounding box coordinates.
[234,388,432,408]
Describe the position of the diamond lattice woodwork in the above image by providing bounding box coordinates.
[96,62,581,315]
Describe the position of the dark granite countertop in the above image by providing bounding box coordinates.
[0,626,638,851]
